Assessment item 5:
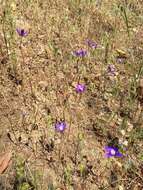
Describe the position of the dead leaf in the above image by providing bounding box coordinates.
[0,152,12,174]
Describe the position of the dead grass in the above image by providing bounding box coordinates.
[0,0,143,189]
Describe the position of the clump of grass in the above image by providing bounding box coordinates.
[13,156,34,190]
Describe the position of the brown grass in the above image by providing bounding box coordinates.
[0,0,143,189]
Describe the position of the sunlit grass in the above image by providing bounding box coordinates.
[0,0,143,189]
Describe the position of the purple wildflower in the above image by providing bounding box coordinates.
[86,39,97,49]
[55,121,67,132]
[104,146,123,158]
[16,28,28,37]
[107,64,116,76]
[73,49,87,57]
[116,57,126,64]
[75,84,86,93]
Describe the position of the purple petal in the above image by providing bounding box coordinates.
[105,154,113,158]
[115,151,123,157]
[86,39,97,48]
[73,50,87,57]
[16,28,28,37]
[107,64,116,76]
[16,28,21,34]
[105,146,118,152]
[75,84,86,93]
[104,146,123,158]
[55,121,67,132]
[116,57,126,64]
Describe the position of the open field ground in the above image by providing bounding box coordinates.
[0,0,143,189]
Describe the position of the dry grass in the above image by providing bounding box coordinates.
[0,0,143,189]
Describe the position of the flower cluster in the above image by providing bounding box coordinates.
[17,28,125,160]
[73,39,98,57]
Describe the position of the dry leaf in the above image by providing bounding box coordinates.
[0,152,12,174]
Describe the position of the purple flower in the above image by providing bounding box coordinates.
[116,57,126,64]
[55,121,67,132]
[86,39,97,49]
[104,146,123,158]
[107,64,116,76]
[75,84,86,93]
[73,50,87,57]
[16,28,28,37]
